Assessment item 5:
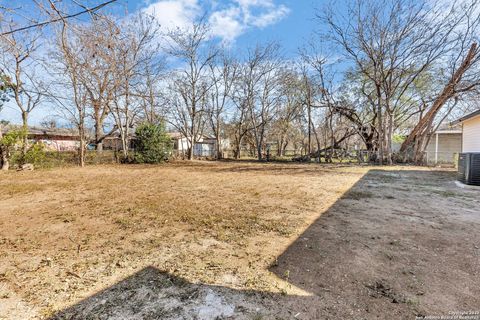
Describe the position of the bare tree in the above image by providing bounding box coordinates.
[271,68,304,157]
[207,52,238,159]
[300,50,359,161]
[319,0,480,164]
[235,43,282,161]
[136,59,165,124]
[401,44,480,161]
[52,23,89,167]
[298,66,325,159]
[0,26,45,158]
[71,16,119,153]
[0,72,14,170]
[0,1,117,36]
[165,19,218,160]
[109,14,162,159]
[230,89,250,159]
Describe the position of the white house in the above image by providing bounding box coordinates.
[168,132,227,158]
[453,109,480,152]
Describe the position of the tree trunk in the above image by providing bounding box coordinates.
[79,135,85,167]
[215,136,221,159]
[0,125,8,171]
[400,43,478,160]
[307,102,312,155]
[386,112,393,165]
[235,144,240,159]
[97,141,103,153]
[1,150,8,170]
[121,127,129,159]
[94,115,104,153]
[122,138,128,159]
[21,111,28,161]
[376,91,384,165]
[256,126,265,161]
[188,135,194,160]
[278,136,285,156]
[282,141,288,156]
[234,136,242,159]
[215,119,222,159]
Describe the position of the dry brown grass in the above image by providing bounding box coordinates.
[0,161,369,317]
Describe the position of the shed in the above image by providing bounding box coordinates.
[168,132,217,157]
[425,124,462,164]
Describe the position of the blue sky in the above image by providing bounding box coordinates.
[0,0,325,124]
[228,0,320,56]
[131,0,322,56]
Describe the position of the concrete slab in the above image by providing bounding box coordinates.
[455,180,480,190]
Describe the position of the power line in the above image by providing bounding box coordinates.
[0,0,117,36]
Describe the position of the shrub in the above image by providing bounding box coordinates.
[0,128,26,169]
[134,122,172,164]
[24,142,47,166]
[0,128,25,148]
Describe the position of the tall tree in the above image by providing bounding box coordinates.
[238,43,282,161]
[165,20,218,160]
[109,14,162,159]
[0,26,45,159]
[207,52,238,159]
[53,23,89,167]
[73,16,118,153]
[0,72,14,170]
[272,68,304,157]
[319,0,480,163]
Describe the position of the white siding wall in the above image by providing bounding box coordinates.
[176,137,190,152]
[425,133,462,163]
[463,116,480,152]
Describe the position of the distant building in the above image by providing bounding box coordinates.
[425,123,462,164]
[1,126,80,151]
[169,132,228,158]
[102,134,136,151]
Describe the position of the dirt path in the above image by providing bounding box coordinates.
[271,169,480,319]
[0,162,479,319]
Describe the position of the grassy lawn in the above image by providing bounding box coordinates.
[0,161,479,319]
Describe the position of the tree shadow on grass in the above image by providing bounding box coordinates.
[50,169,479,319]
[270,169,479,318]
[48,266,292,320]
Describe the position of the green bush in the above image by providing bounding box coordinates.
[134,122,172,164]
[0,128,26,168]
[24,142,47,166]
[0,128,25,148]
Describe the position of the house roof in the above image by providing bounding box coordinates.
[434,122,462,134]
[1,125,79,138]
[452,109,480,124]
[168,132,184,139]
[167,132,216,140]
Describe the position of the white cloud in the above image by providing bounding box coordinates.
[142,0,290,43]
[249,4,290,28]
[142,0,200,31]
[237,0,272,9]
[209,0,290,44]
[208,7,245,43]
